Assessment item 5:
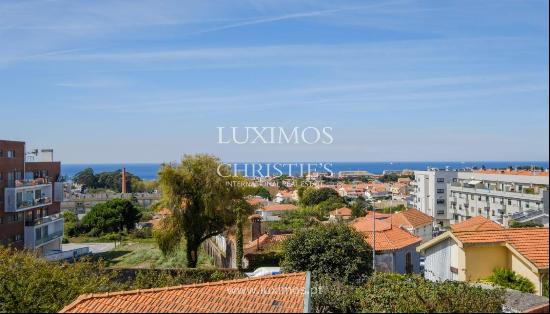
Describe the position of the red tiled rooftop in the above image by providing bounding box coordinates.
[351,217,421,251]
[450,216,504,232]
[60,273,308,313]
[261,204,298,212]
[246,197,268,206]
[351,217,392,232]
[453,228,549,269]
[244,233,289,254]
[390,209,433,229]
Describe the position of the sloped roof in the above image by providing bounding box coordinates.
[261,204,298,212]
[390,208,433,229]
[244,233,289,254]
[246,196,268,206]
[60,273,308,313]
[453,228,549,269]
[351,217,421,251]
[450,216,504,232]
[351,217,392,232]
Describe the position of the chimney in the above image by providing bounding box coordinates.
[249,215,263,241]
[121,167,127,194]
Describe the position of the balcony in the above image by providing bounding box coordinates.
[449,183,545,202]
[24,215,64,249]
[4,182,53,212]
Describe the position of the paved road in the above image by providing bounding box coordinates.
[62,242,116,254]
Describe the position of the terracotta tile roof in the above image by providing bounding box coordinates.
[351,217,421,251]
[247,197,268,206]
[329,207,352,217]
[244,233,289,254]
[453,228,549,269]
[60,273,308,313]
[390,209,433,229]
[351,217,392,232]
[450,216,504,232]
[261,204,298,212]
[365,211,392,219]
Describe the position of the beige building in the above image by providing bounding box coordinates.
[418,225,549,296]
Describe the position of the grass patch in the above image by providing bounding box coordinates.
[94,240,214,269]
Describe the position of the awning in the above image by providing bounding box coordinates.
[468,180,482,185]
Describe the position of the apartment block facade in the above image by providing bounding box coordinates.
[412,169,549,228]
[0,140,64,256]
[411,170,458,228]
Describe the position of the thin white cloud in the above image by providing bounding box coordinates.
[188,1,407,35]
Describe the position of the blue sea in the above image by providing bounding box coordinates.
[62,161,549,180]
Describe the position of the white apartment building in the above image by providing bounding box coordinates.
[411,170,458,228]
[412,169,549,228]
[449,171,549,226]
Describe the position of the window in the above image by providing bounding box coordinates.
[437,199,445,204]
[437,178,445,183]
[7,150,15,158]
[508,199,512,205]
[471,195,474,200]
[437,189,445,194]
[405,252,413,274]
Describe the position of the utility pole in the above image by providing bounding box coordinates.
[372,208,376,271]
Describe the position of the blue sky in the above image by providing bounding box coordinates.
[0,0,548,163]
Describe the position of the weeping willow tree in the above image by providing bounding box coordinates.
[155,154,252,268]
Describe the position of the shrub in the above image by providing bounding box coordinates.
[508,220,543,228]
[132,227,153,239]
[0,248,122,313]
[486,268,536,293]
[311,275,363,313]
[281,223,372,284]
[357,273,505,313]
[245,252,283,270]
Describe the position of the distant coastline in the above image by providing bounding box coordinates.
[62,161,550,180]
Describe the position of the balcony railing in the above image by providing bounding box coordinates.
[4,183,53,212]
[35,230,63,246]
[25,214,63,227]
[449,184,545,201]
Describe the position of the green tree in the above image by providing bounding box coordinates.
[281,223,372,284]
[486,268,536,293]
[351,196,367,218]
[63,210,81,237]
[155,154,248,268]
[73,167,97,189]
[81,198,141,236]
[254,186,272,200]
[301,187,341,206]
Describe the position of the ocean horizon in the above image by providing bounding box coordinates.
[62,161,550,180]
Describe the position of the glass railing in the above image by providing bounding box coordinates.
[25,214,62,227]
[16,197,52,210]
[35,230,63,246]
